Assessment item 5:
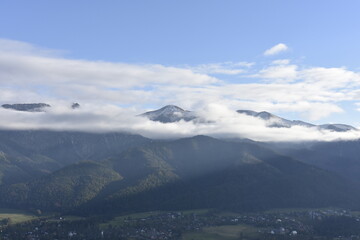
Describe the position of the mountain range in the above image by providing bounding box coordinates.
[1,103,51,112]
[237,110,357,132]
[141,105,357,132]
[0,104,359,216]
[0,130,358,215]
[2,103,356,132]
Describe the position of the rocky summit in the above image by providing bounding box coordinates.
[140,105,197,123]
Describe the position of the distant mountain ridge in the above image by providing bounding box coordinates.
[2,103,356,133]
[237,110,315,128]
[140,105,357,132]
[237,110,357,132]
[2,103,51,112]
[2,102,81,112]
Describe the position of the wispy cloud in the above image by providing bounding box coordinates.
[264,43,289,56]
[0,39,218,106]
[0,38,66,57]
[256,64,298,82]
[189,61,254,75]
[271,59,290,65]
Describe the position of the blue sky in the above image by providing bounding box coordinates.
[2,0,360,66]
[1,0,360,127]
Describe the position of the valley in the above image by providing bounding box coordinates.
[2,2,360,238]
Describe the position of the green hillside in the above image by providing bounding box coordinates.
[79,136,360,215]
[0,130,150,185]
[1,134,359,216]
[0,161,122,210]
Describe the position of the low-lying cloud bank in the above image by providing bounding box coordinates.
[0,103,359,142]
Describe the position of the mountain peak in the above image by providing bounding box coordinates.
[256,111,275,120]
[156,105,185,113]
[161,105,184,110]
[140,105,196,123]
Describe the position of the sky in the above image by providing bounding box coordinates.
[1,0,360,141]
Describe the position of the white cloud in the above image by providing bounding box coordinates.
[0,39,218,106]
[150,84,346,121]
[190,61,254,75]
[300,67,360,89]
[0,38,65,57]
[256,65,298,82]
[0,54,217,88]
[264,43,289,56]
[272,59,290,65]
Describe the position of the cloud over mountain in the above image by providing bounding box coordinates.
[1,103,360,142]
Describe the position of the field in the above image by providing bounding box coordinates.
[99,209,264,240]
[0,208,38,224]
[265,207,329,214]
[99,211,164,228]
[100,209,211,229]
[46,215,85,223]
[179,209,211,215]
[182,224,262,240]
